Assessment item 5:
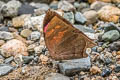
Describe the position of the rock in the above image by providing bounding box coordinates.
[58,1,75,11]
[30,3,49,11]
[75,12,87,24]
[117,51,120,55]
[45,73,70,80]
[34,8,46,16]
[18,4,36,15]
[0,40,5,46]
[73,2,80,8]
[90,66,101,74]
[24,14,45,30]
[112,0,120,3]
[0,31,13,40]
[30,31,41,41]
[74,25,95,33]
[49,1,58,10]
[4,56,14,64]
[115,66,120,72]
[88,0,111,3]
[12,14,31,28]
[59,57,91,76]
[0,64,14,76]
[0,1,5,8]
[27,44,36,52]
[101,69,111,77]
[40,54,49,64]
[84,32,97,39]
[13,32,27,44]
[63,12,74,24]
[90,1,109,11]
[83,10,98,24]
[0,26,9,31]
[97,47,103,53]
[20,29,32,38]
[98,5,120,23]
[22,56,34,64]
[103,22,120,32]
[77,2,89,12]
[1,39,28,57]
[102,30,120,42]
[104,57,112,65]
[1,0,22,17]
[34,45,45,54]
[110,41,120,51]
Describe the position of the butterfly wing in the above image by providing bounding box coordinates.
[43,10,96,60]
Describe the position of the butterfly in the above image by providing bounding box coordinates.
[43,9,96,60]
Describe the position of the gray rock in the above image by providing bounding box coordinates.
[30,3,49,11]
[63,12,74,24]
[18,4,36,15]
[49,1,58,10]
[90,1,109,11]
[0,31,14,40]
[73,2,80,8]
[22,56,34,64]
[74,25,95,33]
[75,12,87,24]
[45,73,70,80]
[102,30,120,42]
[30,31,41,41]
[77,2,89,12]
[4,56,14,64]
[58,1,75,11]
[1,0,22,17]
[103,22,120,32]
[59,57,91,76]
[115,66,120,72]
[0,64,14,76]
[110,41,120,51]
[0,26,9,31]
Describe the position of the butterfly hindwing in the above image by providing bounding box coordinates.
[43,10,96,60]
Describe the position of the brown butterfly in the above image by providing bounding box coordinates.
[43,9,96,60]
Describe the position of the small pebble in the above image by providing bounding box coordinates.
[101,69,111,77]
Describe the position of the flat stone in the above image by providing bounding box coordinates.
[4,56,14,64]
[58,57,91,76]
[18,4,36,15]
[0,64,14,76]
[45,73,70,80]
